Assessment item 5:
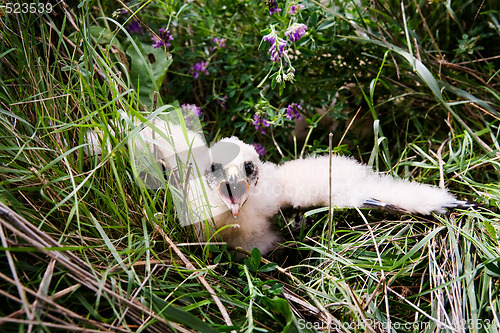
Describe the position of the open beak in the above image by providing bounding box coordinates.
[217,165,249,219]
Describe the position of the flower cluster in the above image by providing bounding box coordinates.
[252,114,270,134]
[263,32,287,63]
[285,23,308,42]
[261,4,308,85]
[152,28,173,48]
[181,104,202,117]
[288,4,304,15]
[212,37,226,50]
[266,0,281,15]
[285,103,302,120]
[190,61,209,79]
[251,142,266,156]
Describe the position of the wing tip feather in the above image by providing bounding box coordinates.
[363,198,477,215]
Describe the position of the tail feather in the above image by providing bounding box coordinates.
[363,197,475,215]
[442,200,476,209]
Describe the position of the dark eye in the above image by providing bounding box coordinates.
[244,161,254,176]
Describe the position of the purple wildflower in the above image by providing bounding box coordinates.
[285,23,308,42]
[267,0,282,15]
[263,33,287,62]
[285,103,302,120]
[288,4,304,15]
[270,38,287,62]
[251,143,266,156]
[212,37,227,50]
[127,21,143,35]
[181,104,202,117]
[191,61,209,79]
[152,28,173,48]
[263,33,276,46]
[216,95,228,110]
[252,114,270,134]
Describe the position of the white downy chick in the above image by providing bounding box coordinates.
[86,120,469,255]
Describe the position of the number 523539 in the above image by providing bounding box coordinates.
[4,2,53,14]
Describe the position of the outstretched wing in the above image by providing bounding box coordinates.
[275,155,468,215]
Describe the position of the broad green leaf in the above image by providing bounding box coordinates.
[126,41,173,107]
[251,247,261,268]
[259,262,277,273]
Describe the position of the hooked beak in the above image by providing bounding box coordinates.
[217,165,249,219]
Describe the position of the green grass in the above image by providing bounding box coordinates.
[1,0,499,332]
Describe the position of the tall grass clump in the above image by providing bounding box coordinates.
[1,0,499,331]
